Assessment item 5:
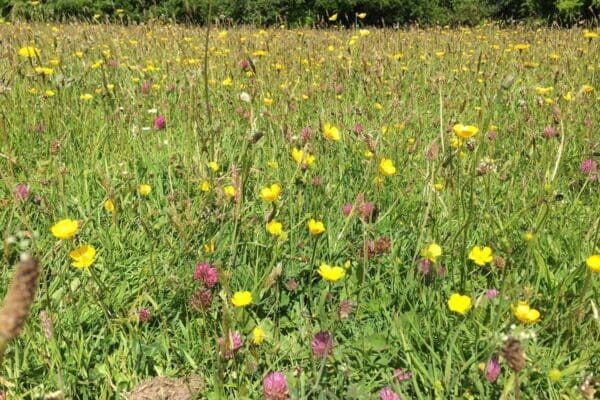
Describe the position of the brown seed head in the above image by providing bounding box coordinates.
[502,337,525,372]
[0,255,40,343]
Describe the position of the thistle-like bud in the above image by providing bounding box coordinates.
[0,255,40,343]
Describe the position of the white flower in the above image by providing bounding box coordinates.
[239,92,251,102]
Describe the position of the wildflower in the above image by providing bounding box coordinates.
[69,244,96,268]
[263,97,273,107]
[317,263,345,282]
[393,368,412,382]
[514,43,530,51]
[138,184,151,196]
[18,46,40,58]
[138,307,150,322]
[190,288,213,311]
[512,300,540,323]
[14,184,29,201]
[50,219,78,239]
[379,158,396,176]
[468,246,493,266]
[379,387,400,400]
[485,357,501,382]
[291,147,315,167]
[543,125,557,139]
[580,84,593,94]
[421,243,442,262]
[193,262,218,287]
[357,12,367,19]
[447,293,472,314]
[584,31,599,39]
[224,185,235,199]
[311,331,333,358]
[485,289,499,299]
[523,232,534,242]
[586,254,600,273]
[360,202,377,222]
[34,67,54,76]
[323,122,341,141]
[307,219,325,236]
[580,159,597,175]
[154,115,166,130]
[266,220,283,237]
[342,203,353,217]
[263,371,289,400]
[203,240,215,254]
[222,77,233,86]
[239,91,251,102]
[267,161,279,169]
[328,13,338,22]
[535,86,553,95]
[80,93,93,101]
[231,291,252,307]
[453,124,479,139]
[104,199,115,212]
[548,368,562,381]
[252,326,265,345]
[218,331,243,358]
[208,161,219,172]
[200,181,211,192]
[260,184,281,202]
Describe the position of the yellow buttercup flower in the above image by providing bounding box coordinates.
[50,219,79,239]
[203,240,215,254]
[252,326,265,344]
[104,199,115,212]
[323,122,341,141]
[514,43,530,51]
[535,86,553,95]
[586,254,600,273]
[421,243,442,262]
[18,46,40,58]
[468,246,493,266]
[357,12,367,19]
[328,13,338,22]
[138,184,151,196]
[448,293,472,314]
[34,67,54,76]
[307,219,325,236]
[69,244,96,269]
[208,161,219,172]
[317,263,345,282]
[200,180,211,192]
[512,301,540,323]
[291,147,315,167]
[266,220,283,237]
[224,185,235,199]
[379,158,396,176]
[231,291,252,307]
[453,124,479,139]
[260,184,281,202]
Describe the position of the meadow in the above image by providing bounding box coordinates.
[0,20,599,399]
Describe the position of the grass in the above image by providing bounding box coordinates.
[0,20,599,399]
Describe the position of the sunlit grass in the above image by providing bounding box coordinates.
[0,21,599,399]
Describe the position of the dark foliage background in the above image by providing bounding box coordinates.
[2,0,599,25]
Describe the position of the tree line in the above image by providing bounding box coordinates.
[2,0,599,25]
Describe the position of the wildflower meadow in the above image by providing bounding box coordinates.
[0,16,599,400]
